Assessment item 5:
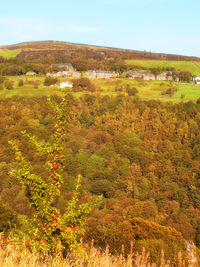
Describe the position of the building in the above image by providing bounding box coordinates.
[86,70,118,79]
[60,81,73,88]
[47,71,69,77]
[194,77,200,84]
[126,71,147,79]
[26,71,36,76]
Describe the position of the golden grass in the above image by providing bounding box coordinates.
[0,235,198,267]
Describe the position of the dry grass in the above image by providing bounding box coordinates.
[0,235,198,267]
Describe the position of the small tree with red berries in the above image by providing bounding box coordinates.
[9,90,102,257]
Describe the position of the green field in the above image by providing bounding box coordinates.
[94,79,200,102]
[0,76,200,103]
[0,49,21,59]
[126,59,200,76]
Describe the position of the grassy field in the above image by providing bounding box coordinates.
[93,78,200,102]
[0,76,200,103]
[0,49,21,59]
[125,59,200,76]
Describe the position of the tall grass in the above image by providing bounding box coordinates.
[0,234,198,267]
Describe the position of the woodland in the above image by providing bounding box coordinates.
[0,93,200,263]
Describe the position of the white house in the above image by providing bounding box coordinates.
[194,77,200,84]
[60,81,73,88]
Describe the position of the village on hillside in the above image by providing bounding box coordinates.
[27,63,200,88]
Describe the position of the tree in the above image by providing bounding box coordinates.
[178,71,192,82]
[72,77,95,92]
[18,79,24,87]
[9,90,102,256]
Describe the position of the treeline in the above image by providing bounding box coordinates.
[1,94,200,261]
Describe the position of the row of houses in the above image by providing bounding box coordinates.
[126,71,180,81]
[85,70,119,79]
[46,70,119,79]
[47,70,81,78]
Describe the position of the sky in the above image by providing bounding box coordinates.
[0,0,200,57]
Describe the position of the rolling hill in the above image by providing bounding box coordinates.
[1,40,200,63]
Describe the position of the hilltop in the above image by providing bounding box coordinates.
[1,40,200,62]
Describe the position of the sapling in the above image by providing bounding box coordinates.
[9,90,102,256]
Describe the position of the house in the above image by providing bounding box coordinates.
[174,77,180,82]
[72,71,81,78]
[86,70,118,79]
[157,74,167,81]
[26,71,36,76]
[60,81,73,88]
[47,71,69,77]
[194,77,200,84]
[96,71,118,79]
[126,71,147,79]
[166,76,173,81]
[143,74,155,80]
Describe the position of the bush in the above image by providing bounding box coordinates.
[126,85,138,96]
[0,200,18,233]
[44,77,58,86]
[86,217,187,265]
[161,87,177,97]
[4,80,14,90]
[18,79,24,87]
[72,77,95,92]
[0,76,5,84]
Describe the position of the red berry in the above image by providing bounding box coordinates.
[53,173,56,179]
[58,154,61,158]
[54,212,58,217]
[25,241,29,247]
[56,225,59,229]
[39,240,44,245]
[41,226,45,231]
[68,226,76,231]
[51,220,56,224]
[53,163,59,170]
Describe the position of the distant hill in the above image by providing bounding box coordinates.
[1,40,200,62]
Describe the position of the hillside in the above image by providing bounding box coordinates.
[0,41,200,264]
[1,40,200,63]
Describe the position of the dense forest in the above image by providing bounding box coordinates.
[1,93,200,262]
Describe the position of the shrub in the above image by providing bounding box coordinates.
[72,77,95,92]
[126,85,138,96]
[161,87,177,97]
[4,80,14,90]
[44,77,58,86]
[0,76,5,84]
[0,200,18,234]
[18,79,24,87]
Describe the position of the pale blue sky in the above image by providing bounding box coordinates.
[0,0,200,56]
